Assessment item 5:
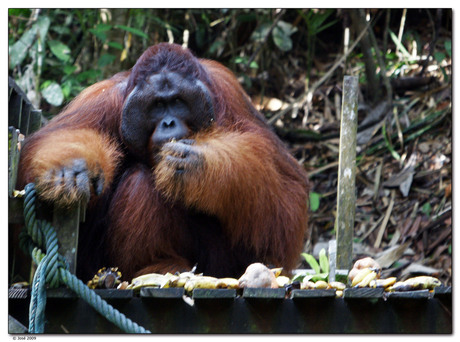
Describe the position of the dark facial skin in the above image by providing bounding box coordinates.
[121,72,214,160]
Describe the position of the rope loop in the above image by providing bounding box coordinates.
[20,183,151,334]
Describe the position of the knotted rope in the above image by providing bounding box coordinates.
[19,183,151,334]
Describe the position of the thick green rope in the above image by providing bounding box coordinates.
[20,183,151,334]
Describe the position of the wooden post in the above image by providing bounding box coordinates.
[8,127,21,197]
[53,202,85,275]
[335,76,359,271]
[328,240,337,282]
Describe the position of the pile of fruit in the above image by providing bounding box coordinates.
[87,257,443,298]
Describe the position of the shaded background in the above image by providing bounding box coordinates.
[8,9,452,285]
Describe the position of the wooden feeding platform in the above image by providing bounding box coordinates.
[8,77,452,334]
[8,285,452,333]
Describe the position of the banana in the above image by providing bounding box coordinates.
[301,280,316,289]
[404,276,442,289]
[276,276,291,288]
[348,257,381,282]
[164,275,180,288]
[351,268,373,287]
[370,277,397,289]
[127,273,172,290]
[168,271,201,288]
[388,276,442,292]
[388,281,409,292]
[271,268,283,277]
[328,281,346,291]
[216,278,239,289]
[336,290,343,298]
[356,271,377,288]
[184,276,218,292]
[314,280,328,289]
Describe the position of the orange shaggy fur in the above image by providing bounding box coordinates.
[25,128,120,205]
[17,43,309,280]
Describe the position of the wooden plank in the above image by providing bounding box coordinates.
[9,290,452,333]
[343,287,384,299]
[328,240,337,282]
[8,91,22,128]
[19,101,31,135]
[335,75,359,271]
[291,289,336,299]
[140,287,185,298]
[386,290,432,299]
[242,288,285,299]
[28,109,43,134]
[9,315,28,333]
[52,203,82,275]
[94,289,134,300]
[192,289,236,299]
[434,286,452,298]
[8,127,20,197]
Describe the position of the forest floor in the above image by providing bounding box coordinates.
[252,35,452,286]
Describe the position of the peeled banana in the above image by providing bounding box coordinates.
[127,272,172,290]
[184,276,218,292]
[276,276,291,287]
[313,280,329,289]
[356,271,378,288]
[216,278,239,289]
[351,268,374,287]
[388,276,442,292]
[167,272,200,288]
[328,282,346,291]
[301,280,316,290]
[369,277,397,289]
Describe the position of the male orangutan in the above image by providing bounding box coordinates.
[17,43,310,281]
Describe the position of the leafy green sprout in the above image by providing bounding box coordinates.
[293,248,329,283]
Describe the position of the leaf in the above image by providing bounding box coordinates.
[301,253,321,274]
[276,20,298,36]
[382,123,401,160]
[249,61,259,69]
[444,40,452,57]
[76,69,102,83]
[401,263,441,277]
[421,202,432,216]
[89,24,112,42]
[434,51,446,64]
[389,30,411,58]
[41,81,64,106]
[8,15,50,69]
[309,192,321,212]
[233,56,248,64]
[9,27,37,69]
[303,272,329,282]
[115,25,148,39]
[250,22,271,42]
[89,29,107,42]
[48,40,71,62]
[375,242,410,268]
[383,153,417,197]
[107,41,124,50]
[272,29,293,51]
[272,21,297,52]
[318,248,329,273]
[62,65,77,76]
[98,54,116,68]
